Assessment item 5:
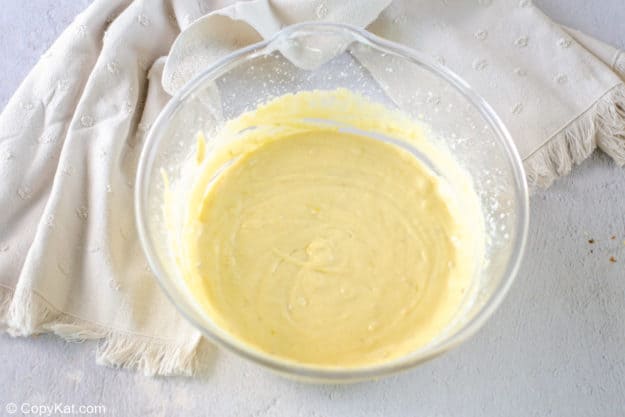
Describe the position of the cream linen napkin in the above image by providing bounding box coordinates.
[1,0,624,376]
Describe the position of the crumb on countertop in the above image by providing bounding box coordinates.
[588,239,595,244]
[610,256,617,263]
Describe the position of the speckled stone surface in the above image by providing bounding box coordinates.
[1,1,625,416]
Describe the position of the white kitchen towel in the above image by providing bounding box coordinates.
[0,0,624,376]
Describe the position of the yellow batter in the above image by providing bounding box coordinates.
[167,89,483,367]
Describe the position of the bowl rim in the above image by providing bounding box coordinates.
[135,21,530,382]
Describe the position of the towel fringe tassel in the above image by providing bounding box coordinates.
[525,80,625,189]
[0,285,200,376]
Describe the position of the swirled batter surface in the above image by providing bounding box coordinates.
[168,89,482,367]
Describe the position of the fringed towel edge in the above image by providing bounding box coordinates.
[0,285,201,376]
[524,78,625,189]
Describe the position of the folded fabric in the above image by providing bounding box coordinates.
[0,0,623,376]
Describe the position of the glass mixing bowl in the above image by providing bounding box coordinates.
[135,22,529,382]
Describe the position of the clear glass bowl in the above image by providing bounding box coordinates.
[135,22,529,382]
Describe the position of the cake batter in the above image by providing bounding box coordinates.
[167,89,483,367]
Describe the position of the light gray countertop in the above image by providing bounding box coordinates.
[1,1,625,416]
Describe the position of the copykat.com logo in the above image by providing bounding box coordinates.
[4,402,106,416]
